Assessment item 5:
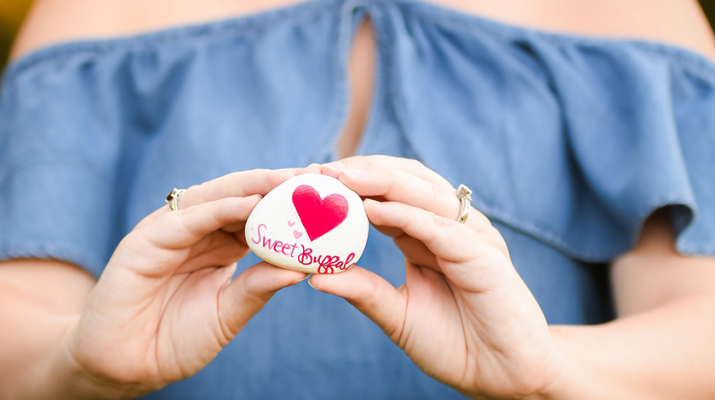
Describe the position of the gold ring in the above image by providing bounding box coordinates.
[456,184,472,224]
[166,188,187,211]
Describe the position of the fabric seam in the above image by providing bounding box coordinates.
[475,193,712,263]
[0,242,104,279]
[4,0,715,87]
[395,0,715,81]
[1,0,339,87]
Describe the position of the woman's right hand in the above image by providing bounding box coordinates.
[55,168,312,399]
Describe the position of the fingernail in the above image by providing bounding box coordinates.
[308,276,321,291]
[343,169,365,178]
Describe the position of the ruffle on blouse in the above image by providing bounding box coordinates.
[0,0,714,278]
[385,0,715,262]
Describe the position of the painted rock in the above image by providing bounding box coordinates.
[245,174,369,274]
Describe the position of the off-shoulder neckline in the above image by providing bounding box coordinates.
[404,0,715,78]
[3,0,715,84]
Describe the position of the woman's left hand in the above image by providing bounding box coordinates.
[314,156,564,400]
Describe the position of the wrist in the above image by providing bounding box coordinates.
[523,326,594,400]
[40,317,151,400]
[465,328,582,400]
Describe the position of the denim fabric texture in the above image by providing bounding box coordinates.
[1,0,715,398]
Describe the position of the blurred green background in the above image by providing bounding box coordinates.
[1,0,714,73]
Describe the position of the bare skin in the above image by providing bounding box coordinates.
[316,158,715,399]
[10,0,715,159]
[2,1,715,399]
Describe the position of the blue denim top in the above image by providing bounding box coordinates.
[2,0,715,398]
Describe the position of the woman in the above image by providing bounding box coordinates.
[1,0,715,398]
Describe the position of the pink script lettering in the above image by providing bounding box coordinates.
[251,224,356,274]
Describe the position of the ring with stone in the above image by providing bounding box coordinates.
[166,188,187,211]
[455,184,472,224]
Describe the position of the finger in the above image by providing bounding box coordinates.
[177,169,296,210]
[148,166,324,225]
[217,262,308,342]
[344,167,495,234]
[394,235,440,272]
[344,167,460,217]
[221,164,321,235]
[364,199,514,291]
[323,155,453,189]
[370,223,407,239]
[295,163,323,175]
[177,232,248,274]
[221,220,249,234]
[364,199,482,263]
[309,266,407,344]
[323,163,494,236]
[137,195,262,250]
[136,169,299,230]
[374,214,508,262]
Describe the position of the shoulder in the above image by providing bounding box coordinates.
[9,0,309,62]
[12,0,715,63]
[431,0,715,61]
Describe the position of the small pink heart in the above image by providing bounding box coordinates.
[293,230,303,239]
[288,221,296,227]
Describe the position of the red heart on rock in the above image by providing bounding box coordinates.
[292,185,349,241]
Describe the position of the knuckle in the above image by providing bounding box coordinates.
[117,231,141,252]
[184,183,204,204]
[250,168,273,179]
[357,156,374,168]
[232,196,257,212]
[180,203,200,217]
[484,224,501,238]
[429,183,447,205]
[400,209,418,231]
[210,200,229,222]
[213,198,242,221]
[472,212,496,233]
[409,158,423,167]
[381,169,399,194]
[132,214,155,231]
[407,158,425,169]
[432,212,451,230]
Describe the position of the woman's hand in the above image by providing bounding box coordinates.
[58,168,315,399]
[314,156,564,400]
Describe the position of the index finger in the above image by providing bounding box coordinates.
[176,163,323,210]
[139,195,263,251]
[178,168,297,210]
[138,165,323,230]
[322,155,453,189]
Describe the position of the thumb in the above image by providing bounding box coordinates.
[309,267,407,344]
[217,262,307,341]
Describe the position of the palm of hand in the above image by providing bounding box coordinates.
[314,209,560,399]
[398,256,559,399]
[64,193,306,395]
[69,230,244,388]
[313,158,562,399]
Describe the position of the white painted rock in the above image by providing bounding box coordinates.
[245,174,369,274]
